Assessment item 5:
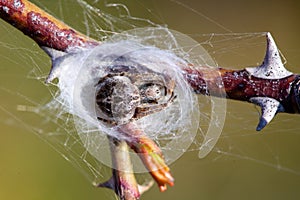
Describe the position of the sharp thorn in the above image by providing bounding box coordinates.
[256,118,267,131]
[97,177,115,190]
[250,97,283,131]
[41,46,68,84]
[138,180,154,195]
[41,46,67,60]
[246,32,292,79]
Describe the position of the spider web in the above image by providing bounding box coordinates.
[1,0,300,200]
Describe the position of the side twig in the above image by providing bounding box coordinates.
[98,137,140,200]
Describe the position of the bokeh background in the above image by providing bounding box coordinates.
[1,0,300,200]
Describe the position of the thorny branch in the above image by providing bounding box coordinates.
[0,0,98,51]
[183,34,300,130]
[1,0,300,199]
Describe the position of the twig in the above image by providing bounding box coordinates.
[98,137,140,200]
[0,0,98,51]
[183,33,300,130]
[118,123,174,192]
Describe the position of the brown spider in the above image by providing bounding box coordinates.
[95,63,176,125]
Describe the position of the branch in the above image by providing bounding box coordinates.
[0,0,98,51]
[183,33,300,130]
[2,1,298,132]
[98,137,140,200]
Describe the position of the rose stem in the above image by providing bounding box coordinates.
[1,0,299,116]
[0,0,99,51]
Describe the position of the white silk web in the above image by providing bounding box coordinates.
[1,0,300,199]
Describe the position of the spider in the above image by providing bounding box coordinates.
[95,63,176,125]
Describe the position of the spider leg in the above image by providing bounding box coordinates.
[97,117,117,126]
[133,92,177,120]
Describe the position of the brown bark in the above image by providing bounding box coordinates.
[0,0,99,51]
[184,67,300,114]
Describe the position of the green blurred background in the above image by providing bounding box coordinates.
[1,0,300,200]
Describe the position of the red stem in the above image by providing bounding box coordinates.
[0,0,99,51]
[183,66,300,114]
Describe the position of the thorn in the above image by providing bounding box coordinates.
[250,97,284,131]
[97,177,115,190]
[45,66,59,84]
[41,46,68,84]
[256,118,267,131]
[138,180,154,195]
[246,32,292,79]
[41,46,66,60]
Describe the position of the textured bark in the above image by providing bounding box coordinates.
[0,0,99,51]
[184,67,300,114]
[98,137,140,200]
